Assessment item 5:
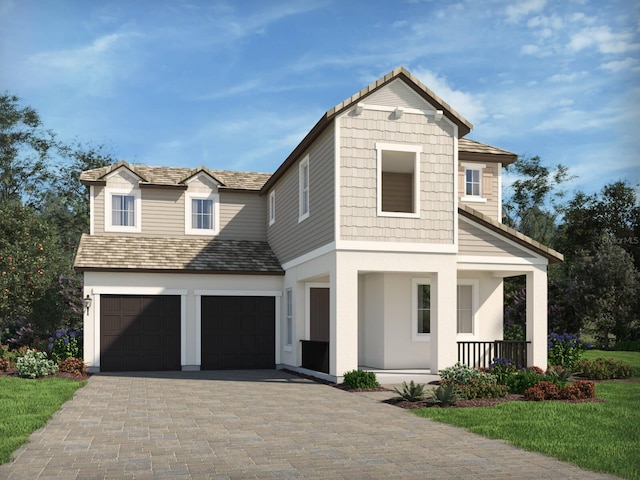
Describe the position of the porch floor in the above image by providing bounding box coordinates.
[360,366,440,386]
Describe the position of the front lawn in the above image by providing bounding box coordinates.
[0,377,86,464]
[414,350,640,480]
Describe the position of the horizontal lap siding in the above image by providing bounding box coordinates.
[93,186,105,234]
[267,127,335,264]
[218,192,266,241]
[142,189,184,236]
[340,109,454,243]
[458,219,534,257]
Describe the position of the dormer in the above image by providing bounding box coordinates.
[103,165,144,233]
[180,168,223,236]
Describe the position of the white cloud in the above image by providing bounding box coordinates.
[568,26,640,54]
[27,32,142,96]
[521,44,540,55]
[411,68,487,124]
[600,57,640,73]
[548,71,589,83]
[505,0,547,24]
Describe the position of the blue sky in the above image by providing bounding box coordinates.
[1,0,638,195]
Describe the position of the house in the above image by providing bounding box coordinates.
[74,67,563,381]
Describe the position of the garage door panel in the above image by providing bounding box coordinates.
[100,295,180,372]
[201,296,275,370]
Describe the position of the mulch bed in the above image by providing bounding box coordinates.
[384,394,605,409]
[0,368,90,381]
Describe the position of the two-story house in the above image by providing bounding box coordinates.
[75,67,562,380]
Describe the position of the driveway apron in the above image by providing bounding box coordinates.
[0,370,619,479]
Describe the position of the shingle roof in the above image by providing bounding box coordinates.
[458,204,564,264]
[459,138,517,166]
[80,162,271,191]
[74,234,284,274]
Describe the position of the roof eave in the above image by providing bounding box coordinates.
[459,151,517,166]
[74,266,284,275]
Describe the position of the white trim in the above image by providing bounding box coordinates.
[92,287,188,295]
[375,142,422,219]
[104,187,141,233]
[456,279,479,337]
[185,191,220,235]
[93,293,100,367]
[461,196,488,203]
[457,256,548,266]
[281,242,336,270]
[284,287,293,350]
[89,186,95,235]
[195,293,202,366]
[180,295,187,365]
[298,155,310,222]
[305,282,330,341]
[461,162,486,169]
[453,131,459,247]
[336,239,456,254]
[347,103,444,120]
[268,190,276,226]
[275,295,282,364]
[194,289,282,297]
[411,277,432,342]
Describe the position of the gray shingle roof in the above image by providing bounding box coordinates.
[459,138,518,165]
[74,234,284,274]
[80,162,271,191]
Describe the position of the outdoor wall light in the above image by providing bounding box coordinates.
[83,295,92,314]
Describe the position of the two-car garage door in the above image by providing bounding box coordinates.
[100,295,275,372]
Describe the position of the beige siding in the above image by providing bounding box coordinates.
[459,162,500,219]
[93,186,105,234]
[458,219,534,257]
[340,109,455,243]
[366,79,435,110]
[218,192,267,241]
[142,189,184,236]
[267,127,335,264]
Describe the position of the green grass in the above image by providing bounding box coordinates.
[415,359,640,480]
[583,349,640,377]
[0,377,85,464]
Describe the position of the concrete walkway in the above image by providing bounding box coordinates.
[0,370,619,479]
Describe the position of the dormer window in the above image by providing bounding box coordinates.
[105,188,141,233]
[112,195,135,227]
[185,191,219,235]
[461,163,487,203]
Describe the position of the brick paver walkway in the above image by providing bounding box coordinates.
[0,370,619,479]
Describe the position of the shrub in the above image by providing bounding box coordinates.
[489,357,518,385]
[58,357,87,377]
[524,381,559,401]
[430,383,459,406]
[546,365,574,382]
[393,381,425,401]
[439,363,497,385]
[0,357,10,372]
[558,380,596,400]
[16,349,58,379]
[448,377,509,399]
[575,357,634,380]
[613,340,640,352]
[505,368,547,394]
[48,329,82,363]
[342,370,379,389]
[547,332,590,369]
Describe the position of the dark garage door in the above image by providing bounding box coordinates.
[100,295,181,372]
[201,296,275,369]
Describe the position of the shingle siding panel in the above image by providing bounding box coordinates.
[458,162,500,219]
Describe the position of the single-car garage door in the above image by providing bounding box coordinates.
[201,296,275,369]
[100,295,181,372]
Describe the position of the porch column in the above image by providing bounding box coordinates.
[431,267,457,372]
[332,254,358,377]
[526,266,548,370]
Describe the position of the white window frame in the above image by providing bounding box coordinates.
[104,187,141,233]
[299,155,310,222]
[412,277,432,342]
[269,190,276,226]
[285,287,293,350]
[376,143,422,218]
[185,191,219,235]
[456,279,479,336]
[461,162,487,203]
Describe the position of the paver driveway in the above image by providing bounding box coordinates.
[0,370,618,479]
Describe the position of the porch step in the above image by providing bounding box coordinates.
[360,367,441,386]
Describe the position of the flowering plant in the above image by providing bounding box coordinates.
[16,349,58,379]
[547,332,590,369]
[48,329,82,363]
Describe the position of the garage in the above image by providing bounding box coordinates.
[100,295,181,372]
[201,296,275,370]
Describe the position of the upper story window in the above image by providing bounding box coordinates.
[299,155,310,222]
[462,163,487,203]
[185,191,219,235]
[376,143,422,218]
[269,190,276,226]
[105,188,141,233]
